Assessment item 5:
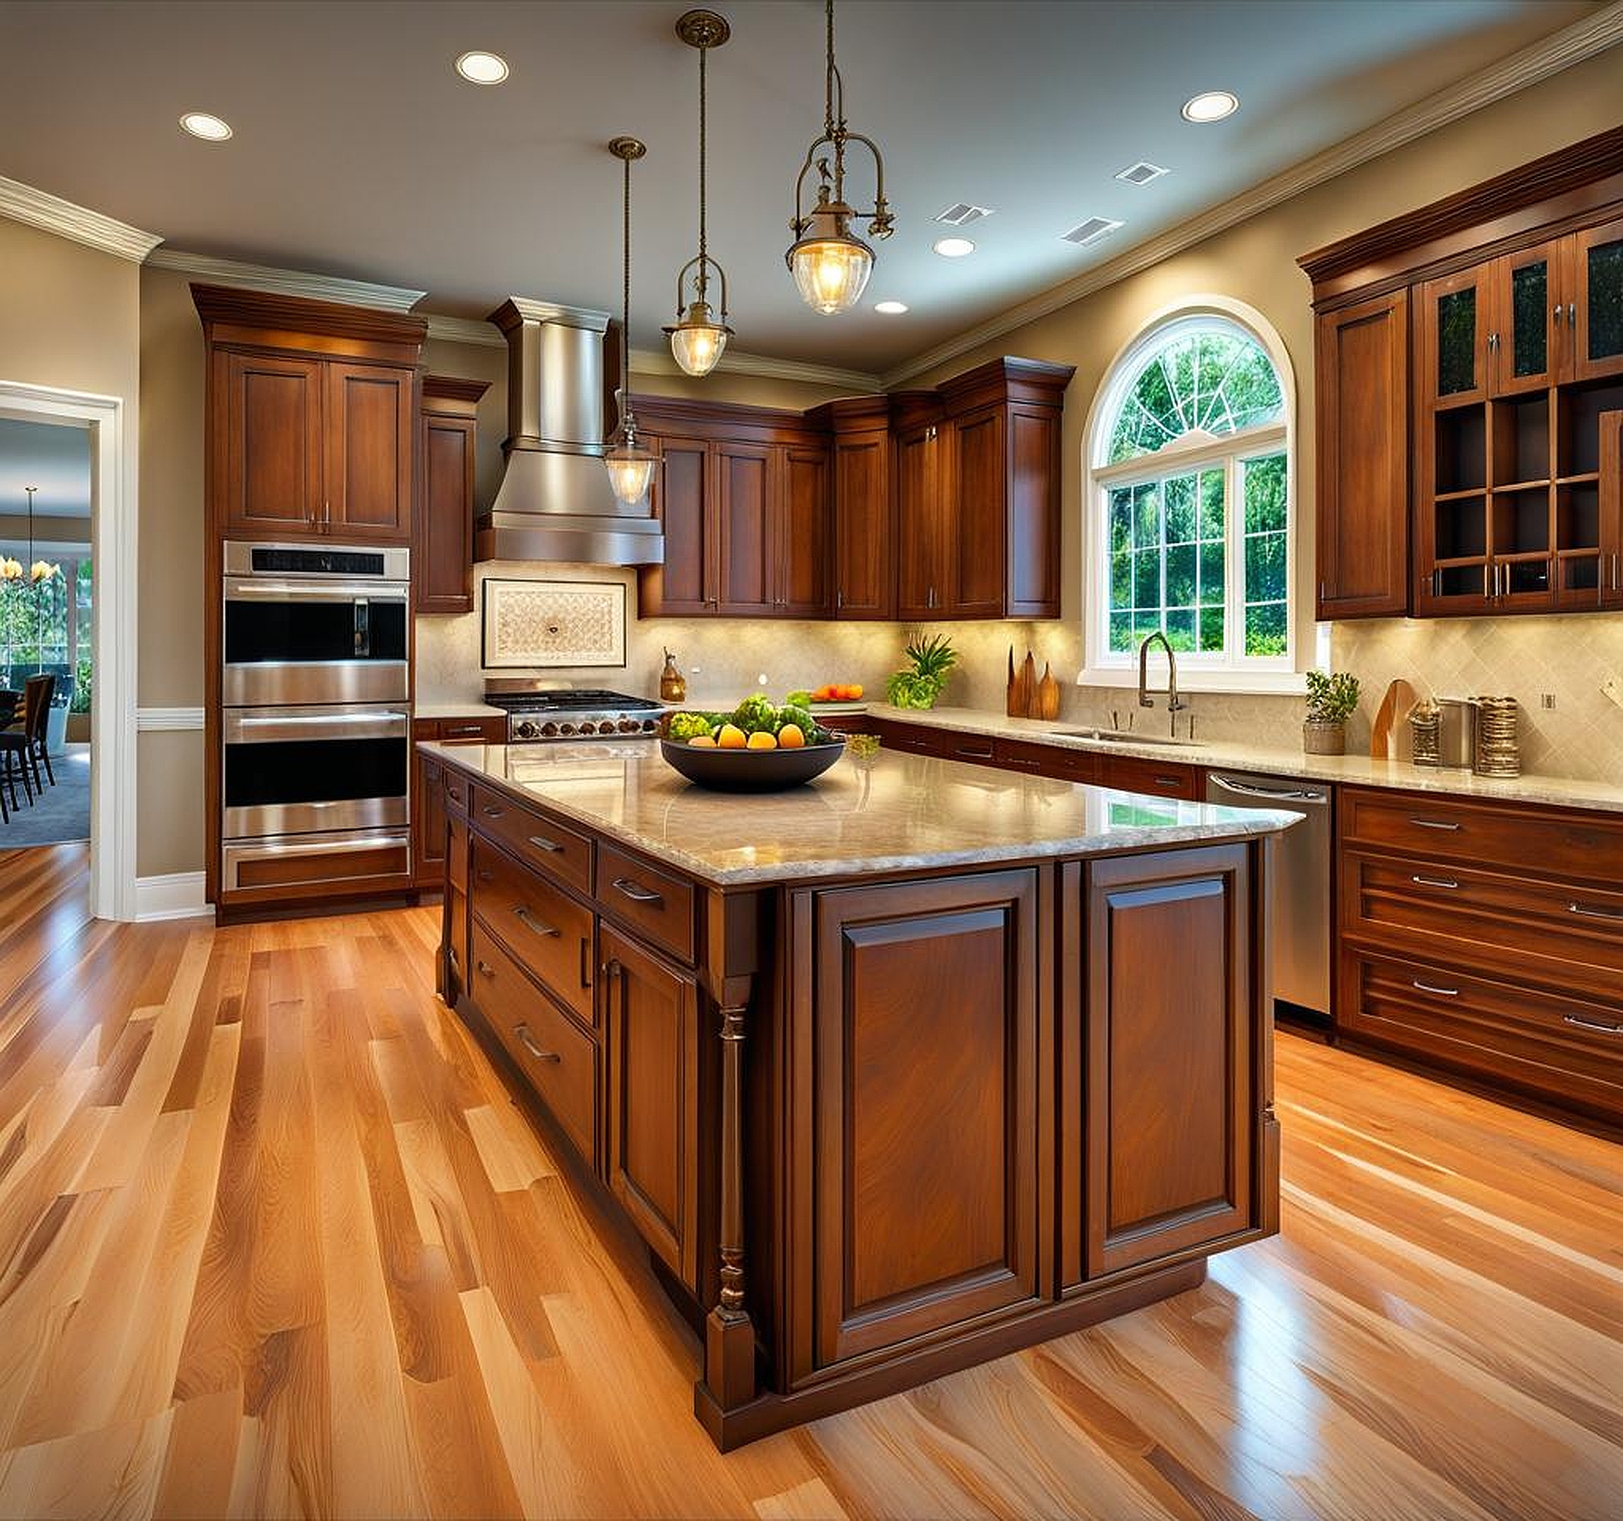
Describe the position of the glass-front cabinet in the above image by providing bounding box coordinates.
[1492,239,1561,396]
[1571,216,1623,385]
[1418,266,1491,410]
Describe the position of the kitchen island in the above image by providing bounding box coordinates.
[423,737,1294,1449]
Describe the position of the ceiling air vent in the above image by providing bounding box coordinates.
[934,202,993,227]
[1060,216,1124,247]
[1114,161,1169,186]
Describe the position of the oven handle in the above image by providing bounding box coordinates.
[223,709,410,743]
[225,579,410,602]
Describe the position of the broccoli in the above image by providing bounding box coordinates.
[666,711,716,743]
[730,694,778,734]
[776,703,815,736]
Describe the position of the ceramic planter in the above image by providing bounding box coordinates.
[1302,719,1346,756]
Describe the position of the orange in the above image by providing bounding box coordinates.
[746,730,778,750]
[849,684,864,699]
[717,723,748,749]
[688,735,718,748]
[779,723,806,748]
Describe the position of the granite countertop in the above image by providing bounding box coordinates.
[852,704,1623,816]
[415,701,506,720]
[421,738,1298,888]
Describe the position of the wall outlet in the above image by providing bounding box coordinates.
[1603,676,1623,711]
[1541,692,1556,710]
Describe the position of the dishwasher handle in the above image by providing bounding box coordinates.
[1208,774,1329,806]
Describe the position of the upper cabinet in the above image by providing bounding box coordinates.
[810,396,893,620]
[194,284,426,545]
[1300,124,1623,622]
[416,375,490,614]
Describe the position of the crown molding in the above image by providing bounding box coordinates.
[145,248,425,311]
[424,313,504,348]
[0,175,161,262]
[628,345,881,394]
[880,0,1623,387]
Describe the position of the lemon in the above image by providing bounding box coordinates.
[717,723,748,749]
[778,723,806,749]
[688,735,718,748]
[747,731,778,750]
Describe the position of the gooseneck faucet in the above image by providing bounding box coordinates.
[1138,631,1188,736]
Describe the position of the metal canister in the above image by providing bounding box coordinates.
[1409,699,1442,766]
[1474,696,1521,777]
[1435,696,1478,769]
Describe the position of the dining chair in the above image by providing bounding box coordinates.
[0,675,54,806]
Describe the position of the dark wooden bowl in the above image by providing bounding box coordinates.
[659,738,845,792]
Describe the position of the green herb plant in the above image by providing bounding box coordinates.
[1304,670,1360,725]
[886,634,958,711]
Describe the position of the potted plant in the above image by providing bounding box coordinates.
[885,634,958,710]
[1303,670,1360,755]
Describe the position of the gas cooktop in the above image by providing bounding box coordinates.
[482,685,667,742]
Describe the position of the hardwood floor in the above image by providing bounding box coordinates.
[1,843,1620,1519]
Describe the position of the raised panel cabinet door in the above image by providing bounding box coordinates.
[1069,847,1257,1282]
[832,430,894,619]
[414,746,448,888]
[221,349,324,536]
[894,424,944,619]
[1491,238,1564,396]
[1601,413,1623,609]
[602,924,700,1290]
[715,441,778,616]
[325,363,414,540]
[779,445,832,616]
[416,413,476,612]
[946,405,1007,618]
[1569,215,1623,383]
[639,436,714,615]
[1005,405,1062,617]
[791,869,1042,1382]
[1314,293,1411,618]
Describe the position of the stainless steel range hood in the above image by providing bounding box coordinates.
[474,297,663,566]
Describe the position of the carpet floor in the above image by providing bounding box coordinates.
[1,745,89,845]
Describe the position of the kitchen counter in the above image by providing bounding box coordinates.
[414,700,506,720]
[419,737,1297,888]
[851,704,1623,814]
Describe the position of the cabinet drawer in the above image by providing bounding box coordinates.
[1340,947,1623,1122]
[469,921,599,1166]
[875,720,947,757]
[470,783,593,894]
[1342,849,1623,1001]
[941,732,999,766]
[1341,786,1623,884]
[1098,756,1204,800]
[995,737,1097,782]
[471,838,596,1028]
[439,715,508,743]
[595,842,696,964]
[442,765,471,819]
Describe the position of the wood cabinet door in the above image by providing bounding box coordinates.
[715,442,777,616]
[220,349,324,536]
[894,424,944,619]
[791,869,1042,1382]
[946,404,1007,618]
[1491,238,1564,396]
[1568,215,1623,384]
[640,436,714,615]
[1314,293,1411,618]
[1600,412,1623,609]
[1005,404,1062,617]
[602,925,700,1290]
[832,429,894,619]
[416,412,476,612]
[778,445,832,616]
[1417,263,1492,410]
[1069,848,1256,1282]
[325,362,414,540]
[414,742,447,888]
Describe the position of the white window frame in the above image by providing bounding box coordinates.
[1080,297,1321,696]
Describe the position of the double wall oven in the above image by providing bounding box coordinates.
[220,541,412,892]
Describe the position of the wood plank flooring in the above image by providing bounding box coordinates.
[1,843,1620,1519]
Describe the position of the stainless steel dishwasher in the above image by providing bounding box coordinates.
[1204,769,1331,1024]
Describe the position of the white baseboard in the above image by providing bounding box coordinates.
[134,870,210,921]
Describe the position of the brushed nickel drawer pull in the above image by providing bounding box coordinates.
[1407,817,1461,831]
[476,959,496,979]
[477,869,492,882]
[613,877,664,906]
[1411,979,1459,997]
[1154,776,1179,788]
[482,804,505,819]
[1562,1014,1623,1035]
[512,905,560,938]
[444,725,480,738]
[1567,901,1623,921]
[528,834,563,853]
[1411,875,1459,889]
[513,1024,561,1062]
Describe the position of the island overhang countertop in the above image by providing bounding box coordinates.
[420,737,1299,886]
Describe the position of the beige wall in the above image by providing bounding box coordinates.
[0,514,91,544]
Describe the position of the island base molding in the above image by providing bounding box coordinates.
[695,1257,1207,1451]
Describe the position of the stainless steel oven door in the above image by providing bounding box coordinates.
[222,576,410,706]
[221,704,410,840]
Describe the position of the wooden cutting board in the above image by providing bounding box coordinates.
[1369,678,1417,760]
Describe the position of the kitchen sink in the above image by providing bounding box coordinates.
[1052,728,1199,748]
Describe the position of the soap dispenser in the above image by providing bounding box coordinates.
[659,648,687,704]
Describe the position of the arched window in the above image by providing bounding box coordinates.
[1085,302,1297,684]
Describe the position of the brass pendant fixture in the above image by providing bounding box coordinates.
[603,136,659,506]
[786,0,894,316]
[664,9,733,378]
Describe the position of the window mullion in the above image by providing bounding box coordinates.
[1226,454,1242,666]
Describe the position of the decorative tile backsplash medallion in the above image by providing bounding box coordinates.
[481,578,627,669]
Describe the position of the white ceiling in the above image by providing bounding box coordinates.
[0,420,91,519]
[0,0,1602,373]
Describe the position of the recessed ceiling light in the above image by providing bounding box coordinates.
[456,50,510,84]
[933,237,976,259]
[1181,90,1238,123]
[874,300,909,315]
[179,111,232,142]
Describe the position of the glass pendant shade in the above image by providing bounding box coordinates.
[603,443,659,506]
[789,225,873,315]
[666,302,731,377]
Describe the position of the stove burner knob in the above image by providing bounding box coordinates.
[540,722,561,738]
[558,723,577,736]
[515,719,539,739]
[618,719,638,733]
[577,721,596,735]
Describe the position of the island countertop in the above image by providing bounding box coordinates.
[421,737,1298,887]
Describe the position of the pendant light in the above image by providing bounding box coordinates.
[603,137,659,506]
[664,9,733,378]
[786,0,895,316]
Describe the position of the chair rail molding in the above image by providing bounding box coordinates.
[0,378,137,920]
[0,175,161,261]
